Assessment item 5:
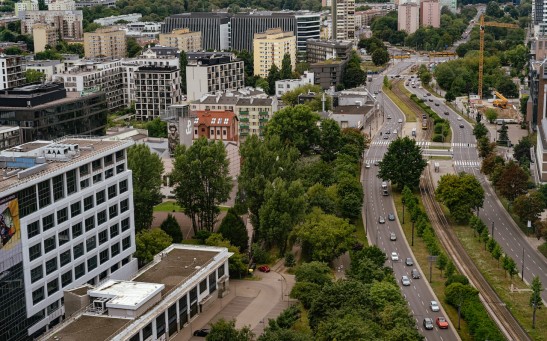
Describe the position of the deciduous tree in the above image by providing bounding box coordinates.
[437,253,448,277]
[513,136,532,165]
[280,53,293,79]
[265,105,321,154]
[319,119,342,162]
[435,173,484,224]
[530,276,543,329]
[135,229,172,266]
[207,318,254,341]
[472,122,488,140]
[378,137,427,190]
[218,208,249,252]
[24,69,45,83]
[513,191,545,225]
[495,161,528,202]
[485,108,498,123]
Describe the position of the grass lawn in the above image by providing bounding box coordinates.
[153,201,182,212]
[383,85,417,122]
[354,215,368,246]
[392,192,474,341]
[361,61,385,73]
[539,242,547,258]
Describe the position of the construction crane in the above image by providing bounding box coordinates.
[493,91,508,108]
[478,15,518,99]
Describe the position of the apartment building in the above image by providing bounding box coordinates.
[53,59,126,111]
[186,53,244,101]
[332,0,355,40]
[275,71,315,97]
[25,59,63,81]
[0,136,137,339]
[161,13,230,51]
[21,10,83,39]
[93,13,142,26]
[0,83,108,142]
[355,9,390,27]
[48,0,76,11]
[15,0,38,18]
[33,23,58,53]
[306,39,353,63]
[0,54,25,91]
[125,22,162,39]
[253,28,296,79]
[84,27,127,59]
[398,1,420,34]
[531,36,547,60]
[439,0,457,13]
[420,0,441,28]
[0,125,21,150]
[193,110,238,142]
[134,65,182,120]
[310,59,348,90]
[159,28,202,52]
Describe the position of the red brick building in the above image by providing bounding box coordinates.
[193,110,239,142]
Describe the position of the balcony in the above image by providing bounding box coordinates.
[240,124,249,129]
[259,118,268,123]
[240,117,249,122]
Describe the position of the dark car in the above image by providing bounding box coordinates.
[444,111,449,115]
[428,98,433,102]
[423,318,434,330]
[435,102,440,106]
[405,257,414,266]
[412,269,421,279]
[459,124,464,128]
[193,328,210,337]
[388,213,395,221]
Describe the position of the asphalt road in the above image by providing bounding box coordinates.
[363,62,460,341]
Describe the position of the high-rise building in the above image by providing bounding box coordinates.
[33,23,59,53]
[332,0,355,40]
[21,10,83,39]
[0,55,24,90]
[48,0,76,11]
[420,0,441,28]
[15,0,38,18]
[294,12,321,53]
[84,27,127,59]
[161,13,230,51]
[398,2,420,34]
[159,28,202,52]
[0,135,137,339]
[306,39,353,63]
[253,28,296,79]
[134,66,182,120]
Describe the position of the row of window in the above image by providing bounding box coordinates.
[31,239,133,305]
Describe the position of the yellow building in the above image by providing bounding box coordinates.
[253,28,296,79]
[84,26,127,59]
[159,28,202,52]
[33,23,58,53]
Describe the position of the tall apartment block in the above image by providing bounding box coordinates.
[332,0,355,40]
[15,0,38,18]
[0,136,137,340]
[21,10,83,40]
[0,55,24,90]
[186,53,244,101]
[253,28,296,79]
[33,23,58,53]
[159,28,202,52]
[84,27,127,59]
[134,66,182,120]
[420,0,440,28]
[161,13,230,51]
[306,39,353,63]
[48,0,76,11]
[398,1,420,34]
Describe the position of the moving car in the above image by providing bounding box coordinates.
[398,118,403,123]
[457,116,462,121]
[436,317,449,329]
[388,213,395,221]
[429,98,434,102]
[365,162,370,168]
[426,92,431,96]
[258,265,270,272]
[405,257,414,266]
[423,318,434,330]
[374,160,379,166]
[193,329,210,337]
[390,232,397,241]
[444,111,449,115]
[459,124,464,128]
[435,102,440,106]
[391,252,399,261]
[412,269,421,279]
[430,301,440,312]
[385,130,391,134]
[383,134,389,139]
[401,276,411,286]
[379,216,386,224]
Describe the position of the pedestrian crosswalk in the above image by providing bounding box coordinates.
[371,141,476,148]
[371,140,431,147]
[452,143,476,148]
[454,160,480,167]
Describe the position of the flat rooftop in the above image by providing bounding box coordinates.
[89,280,164,310]
[44,315,129,341]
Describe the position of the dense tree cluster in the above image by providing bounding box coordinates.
[378,136,427,190]
[435,173,485,224]
[358,37,389,66]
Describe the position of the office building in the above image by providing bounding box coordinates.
[398,2,420,34]
[0,83,108,142]
[84,27,127,59]
[159,28,202,52]
[186,53,244,101]
[294,12,321,53]
[275,71,315,97]
[93,13,142,26]
[134,65,182,120]
[15,0,38,18]
[306,39,353,63]
[48,0,76,11]
[25,59,63,81]
[0,125,21,150]
[310,59,348,90]
[75,0,116,8]
[420,0,441,28]
[0,135,137,339]
[21,10,83,39]
[253,28,296,79]
[332,0,355,40]
[161,13,230,51]
[33,23,59,53]
[0,54,24,90]
[39,244,231,341]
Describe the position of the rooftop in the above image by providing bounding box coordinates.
[194,110,237,128]
[89,280,164,310]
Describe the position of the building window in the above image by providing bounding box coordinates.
[156,313,166,337]
[104,154,113,166]
[60,249,71,267]
[209,272,217,293]
[71,201,81,217]
[121,217,130,232]
[97,210,107,225]
[87,255,97,271]
[42,214,54,231]
[93,173,102,184]
[105,168,114,179]
[116,163,125,174]
[61,270,72,287]
[57,207,68,225]
[52,174,65,201]
[27,220,40,239]
[47,278,59,296]
[86,236,96,252]
[122,236,131,250]
[80,178,90,189]
[92,159,102,172]
[143,323,153,340]
[66,169,77,195]
[80,164,89,176]
[29,243,41,261]
[99,249,109,264]
[109,204,118,219]
[38,180,51,208]
[73,242,84,259]
[115,150,124,161]
[18,185,38,218]
[84,195,94,211]
[218,265,225,278]
[108,185,117,199]
[75,263,85,279]
[96,190,105,205]
[58,228,70,246]
[45,258,57,275]
[98,229,108,245]
[199,279,207,294]
[33,287,44,304]
[31,265,43,283]
[111,242,120,257]
[119,180,128,194]
[72,222,82,238]
[120,199,129,213]
[110,224,119,238]
[85,216,95,232]
[44,236,56,254]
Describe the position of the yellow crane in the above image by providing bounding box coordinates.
[478,15,518,99]
[493,91,508,108]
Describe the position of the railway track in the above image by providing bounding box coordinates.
[420,170,531,341]
[390,79,433,141]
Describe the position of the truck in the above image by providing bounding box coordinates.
[493,91,508,109]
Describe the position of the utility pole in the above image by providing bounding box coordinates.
[521,247,525,280]
[491,221,495,240]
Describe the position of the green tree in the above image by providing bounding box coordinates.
[38,0,47,10]
[34,49,62,60]
[280,53,293,79]
[171,138,232,234]
[126,37,142,57]
[207,318,254,341]
[255,77,269,94]
[420,70,432,85]
[437,253,448,277]
[435,173,485,224]
[530,276,543,329]
[291,208,356,263]
[128,144,164,232]
[445,260,456,278]
[160,214,182,243]
[472,122,488,140]
[307,183,337,214]
[371,48,390,66]
[206,234,247,277]
[336,175,363,221]
[24,69,45,83]
[342,51,366,88]
[265,105,321,154]
[513,192,545,224]
[513,136,532,165]
[3,46,22,55]
[477,136,496,158]
[498,121,509,146]
[146,118,167,138]
[267,64,281,95]
[383,75,391,89]
[492,243,502,266]
[218,208,249,252]
[135,229,172,266]
[179,50,187,93]
[378,137,428,190]
[506,257,518,280]
[294,261,332,286]
[485,108,498,123]
[495,161,528,202]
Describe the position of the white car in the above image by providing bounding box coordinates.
[430,301,440,312]
[391,252,399,261]
[457,116,462,121]
[398,118,403,123]
[401,276,411,286]
[365,162,371,169]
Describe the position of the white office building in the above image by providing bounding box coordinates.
[275,71,315,97]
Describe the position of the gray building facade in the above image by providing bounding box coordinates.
[161,13,230,51]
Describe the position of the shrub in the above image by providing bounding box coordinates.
[252,243,270,264]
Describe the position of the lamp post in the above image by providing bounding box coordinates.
[491,221,495,240]
[402,198,406,224]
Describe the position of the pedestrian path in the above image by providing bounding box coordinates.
[454,160,480,167]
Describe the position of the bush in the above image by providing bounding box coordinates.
[285,252,296,267]
[252,243,270,264]
[432,134,444,142]
[195,230,211,243]
[445,274,470,287]
[160,214,183,243]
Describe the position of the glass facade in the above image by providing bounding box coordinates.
[0,262,29,341]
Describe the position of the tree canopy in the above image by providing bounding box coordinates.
[435,173,485,224]
[135,229,172,266]
[218,208,249,252]
[160,214,182,243]
[378,137,427,190]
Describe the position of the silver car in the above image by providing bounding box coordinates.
[430,300,440,312]
[401,276,411,286]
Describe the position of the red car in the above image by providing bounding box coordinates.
[258,265,270,273]
[436,317,449,329]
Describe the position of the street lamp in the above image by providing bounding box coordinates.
[491,221,495,240]
[402,198,406,224]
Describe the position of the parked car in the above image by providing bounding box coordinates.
[412,269,421,279]
[391,252,399,261]
[423,318,434,330]
[444,111,449,115]
[405,257,414,266]
[193,329,210,337]
[430,300,440,312]
[435,102,440,106]
[390,232,397,241]
[436,317,449,329]
[258,265,270,273]
[401,276,411,286]
[388,213,395,221]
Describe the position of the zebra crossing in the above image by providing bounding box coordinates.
[452,143,476,148]
[454,160,480,167]
[371,141,476,148]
